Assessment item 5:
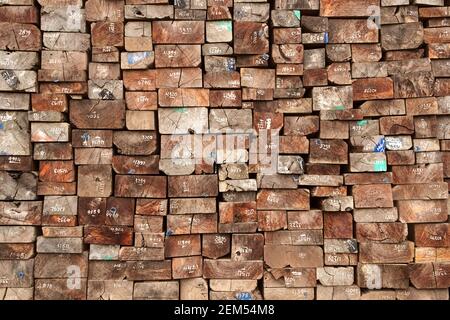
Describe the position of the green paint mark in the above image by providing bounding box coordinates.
[104,255,114,260]
[218,20,232,32]
[294,10,301,20]
[175,107,187,113]
[335,105,345,110]
[357,120,368,126]
[373,160,387,172]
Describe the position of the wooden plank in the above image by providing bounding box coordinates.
[234,22,269,54]
[359,241,414,263]
[134,281,178,300]
[0,23,41,51]
[264,245,323,268]
[115,175,167,198]
[152,21,204,44]
[35,279,87,300]
[357,264,409,289]
[84,226,133,246]
[203,260,263,279]
[328,20,379,44]
[257,189,309,210]
[410,263,450,289]
[0,260,34,288]
[356,223,408,243]
[87,280,133,300]
[414,223,450,247]
[309,139,348,164]
[34,252,88,278]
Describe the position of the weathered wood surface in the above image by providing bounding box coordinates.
[87,280,133,300]
[153,21,204,44]
[203,260,263,279]
[1,0,450,302]
[0,260,34,288]
[115,175,167,198]
[0,23,41,51]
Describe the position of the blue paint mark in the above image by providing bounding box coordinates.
[324,32,329,44]
[0,123,3,129]
[17,271,25,279]
[236,292,252,300]
[128,169,136,174]
[128,52,151,65]
[109,207,117,215]
[293,10,301,20]
[414,146,421,152]
[374,137,386,153]
[165,229,173,237]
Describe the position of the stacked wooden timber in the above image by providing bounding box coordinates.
[0,0,449,300]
